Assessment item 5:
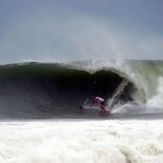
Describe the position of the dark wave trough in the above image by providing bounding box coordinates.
[0,62,136,119]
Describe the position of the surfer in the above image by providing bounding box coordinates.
[80,96,110,116]
[92,96,110,114]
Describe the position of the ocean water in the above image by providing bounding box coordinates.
[0,59,163,162]
[1,120,163,163]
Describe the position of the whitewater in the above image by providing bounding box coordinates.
[1,120,163,163]
[0,59,163,163]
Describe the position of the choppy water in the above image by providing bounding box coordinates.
[1,120,163,163]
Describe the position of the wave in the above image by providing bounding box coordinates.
[0,59,162,119]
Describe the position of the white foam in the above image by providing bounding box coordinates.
[0,120,163,163]
[146,77,163,109]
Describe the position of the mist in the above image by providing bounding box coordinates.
[0,1,163,64]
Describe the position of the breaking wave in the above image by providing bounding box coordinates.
[0,59,163,119]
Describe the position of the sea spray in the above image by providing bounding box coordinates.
[146,77,163,108]
[0,120,163,163]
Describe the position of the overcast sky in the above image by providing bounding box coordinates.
[0,0,163,63]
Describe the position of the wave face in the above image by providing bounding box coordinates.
[126,60,163,107]
[0,60,162,119]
